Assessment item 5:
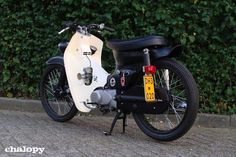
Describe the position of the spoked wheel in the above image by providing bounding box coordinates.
[133,58,199,141]
[40,64,78,122]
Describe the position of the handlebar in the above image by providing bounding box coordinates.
[58,22,115,35]
[103,26,115,32]
[58,27,70,34]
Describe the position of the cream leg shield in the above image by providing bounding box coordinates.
[64,32,108,112]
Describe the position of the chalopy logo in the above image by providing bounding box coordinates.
[5,146,45,154]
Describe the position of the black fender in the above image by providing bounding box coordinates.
[46,56,64,66]
[151,45,183,59]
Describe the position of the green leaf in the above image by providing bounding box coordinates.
[3,70,10,83]
[7,92,13,98]
[189,35,195,43]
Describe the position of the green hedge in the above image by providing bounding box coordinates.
[0,0,235,114]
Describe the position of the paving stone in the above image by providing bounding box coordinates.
[195,113,230,128]
[0,110,235,157]
[231,114,236,128]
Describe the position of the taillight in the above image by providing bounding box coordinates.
[143,65,156,75]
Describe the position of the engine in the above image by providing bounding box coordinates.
[90,89,117,109]
[90,69,138,110]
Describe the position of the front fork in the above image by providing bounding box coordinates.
[54,67,68,99]
[57,67,66,88]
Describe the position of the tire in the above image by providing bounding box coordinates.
[133,58,199,141]
[40,64,78,122]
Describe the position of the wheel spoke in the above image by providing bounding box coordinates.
[170,102,181,124]
[65,95,74,108]
[176,89,185,97]
[170,83,183,91]
[169,72,175,88]
[160,69,166,86]
[54,99,62,115]
[169,78,181,88]
[165,115,174,129]
[63,98,71,114]
[52,70,59,83]
[48,74,55,90]
[156,71,163,87]
[45,84,54,95]
[47,97,57,101]
[45,89,54,97]
[172,95,187,101]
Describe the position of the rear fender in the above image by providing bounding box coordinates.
[151,45,182,59]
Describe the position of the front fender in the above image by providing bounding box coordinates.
[151,45,183,59]
[46,56,64,66]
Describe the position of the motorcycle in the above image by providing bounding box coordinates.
[39,22,199,141]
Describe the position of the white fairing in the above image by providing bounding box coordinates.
[64,32,108,112]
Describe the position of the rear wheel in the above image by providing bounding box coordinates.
[133,58,199,141]
[40,64,78,122]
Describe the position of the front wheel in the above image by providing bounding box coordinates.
[40,64,78,122]
[133,58,199,141]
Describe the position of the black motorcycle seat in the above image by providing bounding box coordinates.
[106,36,167,51]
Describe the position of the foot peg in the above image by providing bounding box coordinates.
[103,110,127,136]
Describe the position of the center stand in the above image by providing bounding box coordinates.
[103,110,127,136]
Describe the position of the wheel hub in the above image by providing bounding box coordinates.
[53,85,66,99]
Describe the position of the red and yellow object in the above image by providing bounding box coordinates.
[143,65,156,102]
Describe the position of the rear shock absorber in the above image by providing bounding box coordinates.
[143,48,151,66]
[143,48,156,75]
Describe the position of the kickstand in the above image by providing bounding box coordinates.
[103,111,122,136]
[104,110,126,136]
[122,113,127,133]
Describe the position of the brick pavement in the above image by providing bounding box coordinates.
[0,110,235,157]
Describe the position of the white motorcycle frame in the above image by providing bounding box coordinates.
[64,32,109,113]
